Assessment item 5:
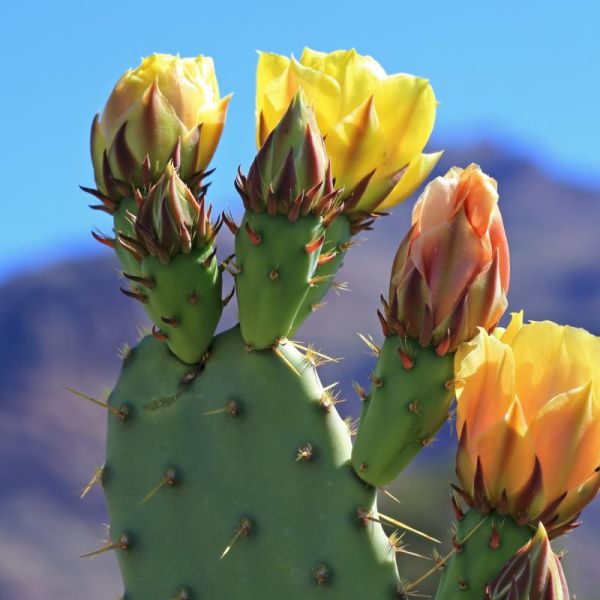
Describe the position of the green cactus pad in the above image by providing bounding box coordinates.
[434,509,533,599]
[135,245,222,364]
[290,214,352,335]
[235,211,324,348]
[104,326,399,599]
[351,335,454,486]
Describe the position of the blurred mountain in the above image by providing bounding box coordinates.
[1,143,599,599]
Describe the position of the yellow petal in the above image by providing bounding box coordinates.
[455,329,516,444]
[301,48,386,117]
[497,311,524,344]
[377,151,443,210]
[372,74,436,167]
[256,52,293,139]
[474,398,536,504]
[529,382,596,500]
[290,57,341,134]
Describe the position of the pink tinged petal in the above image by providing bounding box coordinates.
[410,210,487,325]
[411,174,459,231]
[461,166,499,237]
[489,210,510,292]
[466,248,509,335]
[529,382,595,501]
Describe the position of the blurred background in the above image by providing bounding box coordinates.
[1,1,599,598]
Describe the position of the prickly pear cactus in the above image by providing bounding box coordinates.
[77,50,600,600]
[104,327,398,598]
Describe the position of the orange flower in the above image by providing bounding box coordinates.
[455,312,600,535]
[384,164,509,353]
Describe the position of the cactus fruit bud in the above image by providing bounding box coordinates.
[386,164,510,354]
[454,313,600,535]
[235,94,343,348]
[236,92,342,221]
[134,162,218,265]
[485,523,571,600]
[91,53,230,199]
[256,48,440,213]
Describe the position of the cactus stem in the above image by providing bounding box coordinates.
[151,326,168,341]
[313,564,330,585]
[80,466,104,499]
[269,268,279,281]
[444,377,465,391]
[358,333,381,357]
[123,273,155,289]
[173,588,191,600]
[305,234,325,254]
[244,221,261,245]
[397,348,414,370]
[405,516,489,593]
[188,291,199,305]
[80,534,129,558]
[202,400,239,418]
[139,469,178,505]
[296,443,313,461]
[63,385,127,419]
[220,518,252,559]
[272,346,301,377]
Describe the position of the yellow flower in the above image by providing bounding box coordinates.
[256,48,440,212]
[455,312,600,535]
[91,54,230,198]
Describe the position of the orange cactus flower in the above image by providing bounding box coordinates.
[455,312,600,536]
[384,164,509,353]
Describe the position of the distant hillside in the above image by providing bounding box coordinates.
[1,143,599,599]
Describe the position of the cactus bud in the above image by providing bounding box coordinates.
[386,164,510,354]
[486,523,571,600]
[91,54,230,199]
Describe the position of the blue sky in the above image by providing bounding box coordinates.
[0,0,598,279]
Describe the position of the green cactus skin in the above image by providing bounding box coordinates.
[235,211,324,349]
[104,326,399,599]
[136,245,222,364]
[351,336,454,487]
[290,214,352,335]
[434,509,533,600]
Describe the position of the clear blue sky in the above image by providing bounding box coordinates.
[0,0,598,279]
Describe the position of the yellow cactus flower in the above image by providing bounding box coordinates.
[256,48,440,213]
[455,312,600,536]
[91,53,230,199]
